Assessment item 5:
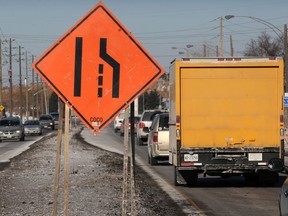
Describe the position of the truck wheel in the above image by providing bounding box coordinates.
[258,170,279,186]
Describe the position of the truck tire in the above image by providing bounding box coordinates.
[258,170,279,186]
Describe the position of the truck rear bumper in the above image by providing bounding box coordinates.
[176,147,284,173]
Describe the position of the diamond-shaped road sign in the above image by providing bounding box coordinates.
[32,2,164,135]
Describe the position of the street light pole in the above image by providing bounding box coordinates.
[225,14,288,125]
[225,15,282,40]
[225,15,287,89]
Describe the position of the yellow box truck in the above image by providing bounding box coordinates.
[169,57,284,186]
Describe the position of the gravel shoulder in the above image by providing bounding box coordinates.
[0,127,186,215]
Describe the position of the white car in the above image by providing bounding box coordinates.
[136,109,167,145]
[113,112,125,132]
[145,112,169,165]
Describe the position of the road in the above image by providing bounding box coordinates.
[82,124,286,216]
[0,128,55,168]
[0,124,285,215]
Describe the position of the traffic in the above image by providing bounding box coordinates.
[0,1,288,215]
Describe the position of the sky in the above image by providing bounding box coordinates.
[0,0,288,84]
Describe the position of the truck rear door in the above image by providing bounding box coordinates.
[180,64,283,148]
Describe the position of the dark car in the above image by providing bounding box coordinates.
[39,114,55,130]
[0,117,25,141]
[279,177,288,216]
[24,120,43,135]
[49,112,59,126]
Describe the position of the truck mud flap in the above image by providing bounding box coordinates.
[174,167,198,186]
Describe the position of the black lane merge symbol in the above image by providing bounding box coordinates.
[99,38,120,98]
[74,37,83,97]
[74,37,120,98]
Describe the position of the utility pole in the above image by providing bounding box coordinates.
[43,82,48,114]
[219,16,223,57]
[284,24,288,92]
[230,34,234,57]
[9,38,13,116]
[216,45,219,57]
[32,55,35,119]
[0,39,2,117]
[40,80,44,114]
[36,73,39,118]
[284,24,288,126]
[19,46,23,119]
[25,51,29,120]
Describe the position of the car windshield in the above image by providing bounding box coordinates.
[24,120,39,125]
[142,111,166,121]
[39,116,51,120]
[118,113,125,119]
[159,115,169,130]
[0,119,20,126]
[50,113,59,120]
[142,112,158,121]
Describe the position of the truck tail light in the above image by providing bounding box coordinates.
[139,122,145,128]
[152,132,158,142]
[176,115,180,124]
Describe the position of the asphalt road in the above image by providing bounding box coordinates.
[82,124,287,216]
[1,124,285,215]
[0,128,55,166]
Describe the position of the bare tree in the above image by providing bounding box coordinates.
[244,32,282,57]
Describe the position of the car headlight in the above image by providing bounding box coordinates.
[15,130,21,134]
[0,131,3,135]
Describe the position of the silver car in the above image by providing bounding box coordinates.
[24,120,43,136]
[145,113,169,165]
[279,177,288,216]
[0,117,25,142]
[136,109,167,145]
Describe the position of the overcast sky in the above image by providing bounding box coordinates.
[0,0,287,82]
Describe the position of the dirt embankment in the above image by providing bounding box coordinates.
[0,128,185,215]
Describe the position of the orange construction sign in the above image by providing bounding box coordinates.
[32,2,164,135]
